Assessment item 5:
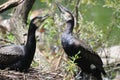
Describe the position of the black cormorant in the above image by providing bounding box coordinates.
[56,3,106,80]
[0,15,48,72]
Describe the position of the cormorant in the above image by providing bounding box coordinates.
[0,15,48,72]
[56,3,106,80]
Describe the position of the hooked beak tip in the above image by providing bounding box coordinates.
[56,2,63,12]
[41,14,49,21]
[56,2,69,14]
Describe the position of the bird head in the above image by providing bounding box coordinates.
[56,3,74,22]
[31,14,49,28]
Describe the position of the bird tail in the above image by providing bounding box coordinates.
[101,67,107,76]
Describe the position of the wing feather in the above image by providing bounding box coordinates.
[73,39,94,53]
[73,38,103,66]
[0,45,25,55]
[0,45,25,65]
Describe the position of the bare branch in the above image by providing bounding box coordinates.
[75,0,81,27]
[0,38,14,44]
[0,0,24,13]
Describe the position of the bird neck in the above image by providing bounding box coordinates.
[64,19,74,34]
[25,24,37,59]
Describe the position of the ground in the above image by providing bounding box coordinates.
[0,68,63,80]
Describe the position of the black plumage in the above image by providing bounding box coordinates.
[0,15,48,72]
[57,3,106,80]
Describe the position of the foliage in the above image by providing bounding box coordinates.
[103,0,120,46]
[64,51,81,79]
[76,20,104,49]
[7,33,15,41]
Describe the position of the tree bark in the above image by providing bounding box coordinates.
[10,0,35,44]
[0,0,24,13]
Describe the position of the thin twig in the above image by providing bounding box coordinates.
[0,0,24,13]
[55,49,64,70]
[106,66,120,73]
[0,38,14,44]
[75,0,81,28]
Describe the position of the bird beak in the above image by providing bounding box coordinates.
[56,2,73,22]
[33,14,49,28]
[40,14,49,22]
[56,2,69,14]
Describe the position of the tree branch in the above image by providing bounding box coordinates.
[13,0,35,24]
[0,0,24,13]
[75,0,81,28]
